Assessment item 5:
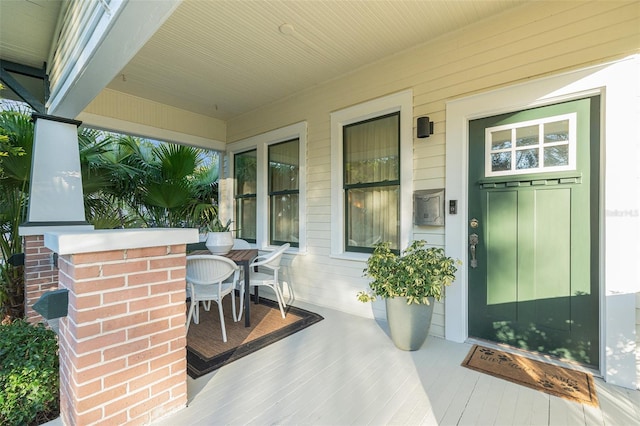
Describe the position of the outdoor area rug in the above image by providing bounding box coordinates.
[187,297,323,379]
[461,345,598,406]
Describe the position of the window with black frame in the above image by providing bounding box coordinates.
[234,149,257,242]
[343,112,400,253]
[269,139,299,247]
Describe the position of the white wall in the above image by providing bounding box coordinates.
[80,89,226,150]
[225,1,639,340]
[80,0,640,386]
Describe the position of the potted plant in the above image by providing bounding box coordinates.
[357,240,459,350]
[202,217,234,255]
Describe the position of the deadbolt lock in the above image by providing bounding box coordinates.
[470,218,479,228]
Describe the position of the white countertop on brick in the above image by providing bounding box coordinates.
[44,228,199,254]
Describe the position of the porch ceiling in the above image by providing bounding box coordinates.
[1,0,528,121]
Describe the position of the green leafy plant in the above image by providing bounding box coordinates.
[201,216,233,232]
[357,240,460,305]
[0,319,59,425]
[0,107,33,318]
[0,103,222,316]
[109,139,219,229]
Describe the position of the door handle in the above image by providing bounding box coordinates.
[469,233,479,268]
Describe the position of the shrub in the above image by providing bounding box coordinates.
[358,240,460,305]
[0,319,59,426]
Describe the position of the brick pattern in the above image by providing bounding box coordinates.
[23,235,58,323]
[58,244,188,425]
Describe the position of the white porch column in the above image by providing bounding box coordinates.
[24,114,87,226]
[19,114,94,321]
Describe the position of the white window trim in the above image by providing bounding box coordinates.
[330,90,413,260]
[226,122,307,253]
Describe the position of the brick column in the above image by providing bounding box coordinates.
[23,235,58,323]
[46,228,196,426]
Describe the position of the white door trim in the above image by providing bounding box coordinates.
[445,55,640,389]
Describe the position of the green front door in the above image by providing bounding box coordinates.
[468,97,600,367]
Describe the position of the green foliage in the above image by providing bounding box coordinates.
[106,137,219,229]
[0,320,59,426]
[358,240,460,305]
[201,216,233,232]
[0,108,34,188]
[0,106,222,316]
[0,109,32,317]
[0,263,24,320]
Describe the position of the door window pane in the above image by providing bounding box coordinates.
[544,145,569,167]
[485,113,576,176]
[491,152,512,172]
[515,125,539,147]
[491,130,512,150]
[544,120,570,143]
[516,148,539,170]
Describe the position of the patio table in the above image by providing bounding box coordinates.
[190,248,258,327]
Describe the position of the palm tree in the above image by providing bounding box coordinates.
[79,132,144,229]
[0,106,33,317]
[0,106,221,317]
[131,144,218,227]
[83,135,219,229]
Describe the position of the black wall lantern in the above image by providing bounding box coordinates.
[417,116,434,138]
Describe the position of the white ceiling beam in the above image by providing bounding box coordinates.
[47,0,182,119]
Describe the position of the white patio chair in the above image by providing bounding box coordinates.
[186,254,240,342]
[237,243,290,319]
[228,239,252,285]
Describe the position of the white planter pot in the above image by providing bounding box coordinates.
[205,232,233,255]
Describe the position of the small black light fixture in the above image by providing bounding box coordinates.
[417,116,434,138]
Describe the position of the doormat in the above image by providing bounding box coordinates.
[187,297,323,379]
[461,345,598,406]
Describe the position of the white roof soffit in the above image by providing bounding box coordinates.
[47,0,182,119]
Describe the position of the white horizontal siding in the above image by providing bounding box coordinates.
[76,1,638,343]
[82,88,226,146]
[225,0,639,340]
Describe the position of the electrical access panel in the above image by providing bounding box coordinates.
[414,189,445,226]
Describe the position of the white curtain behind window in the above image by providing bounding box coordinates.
[344,114,399,249]
[269,139,299,244]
